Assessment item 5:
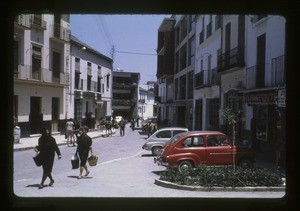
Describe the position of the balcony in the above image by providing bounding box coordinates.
[271,55,285,87]
[50,24,70,43]
[217,46,245,72]
[30,15,47,30]
[14,64,67,85]
[195,68,220,89]
[246,55,286,90]
[14,14,31,29]
[246,63,268,89]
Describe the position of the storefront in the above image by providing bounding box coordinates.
[245,89,285,166]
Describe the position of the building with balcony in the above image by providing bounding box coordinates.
[138,81,156,120]
[172,15,196,130]
[217,15,247,138]
[14,14,70,137]
[70,35,113,128]
[112,71,140,120]
[194,15,221,131]
[242,15,286,165]
[156,16,176,125]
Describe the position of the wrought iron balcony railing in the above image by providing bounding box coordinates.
[217,46,245,72]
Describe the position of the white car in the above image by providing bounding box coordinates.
[142,127,188,155]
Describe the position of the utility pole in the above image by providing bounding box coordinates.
[110,45,115,63]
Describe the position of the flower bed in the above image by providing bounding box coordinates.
[159,165,284,188]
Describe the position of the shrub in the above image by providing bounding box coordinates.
[159,165,284,187]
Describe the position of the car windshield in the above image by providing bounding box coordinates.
[169,134,182,144]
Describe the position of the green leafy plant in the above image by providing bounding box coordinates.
[159,165,283,188]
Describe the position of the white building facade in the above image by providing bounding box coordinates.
[138,82,156,120]
[194,14,221,130]
[70,36,113,129]
[14,14,71,137]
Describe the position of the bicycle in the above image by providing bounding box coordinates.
[67,130,77,147]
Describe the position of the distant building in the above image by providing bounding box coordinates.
[14,14,71,137]
[112,71,140,120]
[138,81,156,120]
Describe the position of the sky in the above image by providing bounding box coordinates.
[70,14,171,85]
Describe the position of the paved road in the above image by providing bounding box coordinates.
[13,126,285,198]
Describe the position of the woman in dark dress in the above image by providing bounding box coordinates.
[34,128,62,189]
[76,125,93,179]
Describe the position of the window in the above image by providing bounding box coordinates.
[215,15,222,30]
[180,16,188,42]
[156,130,171,138]
[206,15,212,38]
[206,135,219,146]
[188,35,195,66]
[182,136,204,147]
[179,44,187,70]
[188,71,193,99]
[179,75,186,100]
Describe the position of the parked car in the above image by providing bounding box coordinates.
[142,127,188,155]
[154,131,255,172]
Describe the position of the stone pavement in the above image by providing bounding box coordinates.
[13,128,116,151]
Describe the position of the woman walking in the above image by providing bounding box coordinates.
[34,128,62,189]
[76,125,93,179]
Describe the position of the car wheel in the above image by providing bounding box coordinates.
[238,159,253,169]
[178,161,193,172]
[152,147,162,156]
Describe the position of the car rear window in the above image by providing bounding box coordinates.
[173,130,187,136]
[156,130,171,138]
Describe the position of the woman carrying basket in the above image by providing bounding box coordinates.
[76,125,93,179]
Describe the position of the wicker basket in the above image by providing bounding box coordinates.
[87,155,98,166]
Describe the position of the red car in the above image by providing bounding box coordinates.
[154,131,255,172]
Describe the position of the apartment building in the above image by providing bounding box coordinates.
[112,71,140,120]
[70,35,113,129]
[173,15,196,130]
[156,14,286,166]
[156,16,176,126]
[194,15,221,130]
[14,14,70,137]
[243,15,286,164]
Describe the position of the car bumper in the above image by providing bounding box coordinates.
[142,144,151,150]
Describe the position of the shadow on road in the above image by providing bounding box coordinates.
[152,170,165,176]
[67,175,93,179]
[26,184,48,188]
[141,154,155,157]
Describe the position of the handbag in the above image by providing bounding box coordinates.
[71,153,79,169]
[33,152,42,167]
[87,155,98,166]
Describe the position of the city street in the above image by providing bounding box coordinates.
[13,125,284,198]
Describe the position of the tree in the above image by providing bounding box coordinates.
[220,107,244,171]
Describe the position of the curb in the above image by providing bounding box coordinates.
[154,179,286,192]
[13,133,114,152]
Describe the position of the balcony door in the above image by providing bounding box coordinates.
[52,51,61,83]
[51,97,59,132]
[256,33,266,87]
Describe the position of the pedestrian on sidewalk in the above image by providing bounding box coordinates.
[119,117,126,136]
[66,118,76,146]
[76,125,93,179]
[34,127,62,189]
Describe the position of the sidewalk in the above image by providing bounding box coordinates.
[14,128,116,151]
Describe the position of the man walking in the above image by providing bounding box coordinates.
[119,117,126,136]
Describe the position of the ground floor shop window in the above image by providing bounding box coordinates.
[256,105,268,141]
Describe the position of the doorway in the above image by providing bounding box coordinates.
[52,97,59,132]
[30,97,42,134]
[177,106,186,127]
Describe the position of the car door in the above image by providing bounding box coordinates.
[175,135,207,165]
[205,135,232,165]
